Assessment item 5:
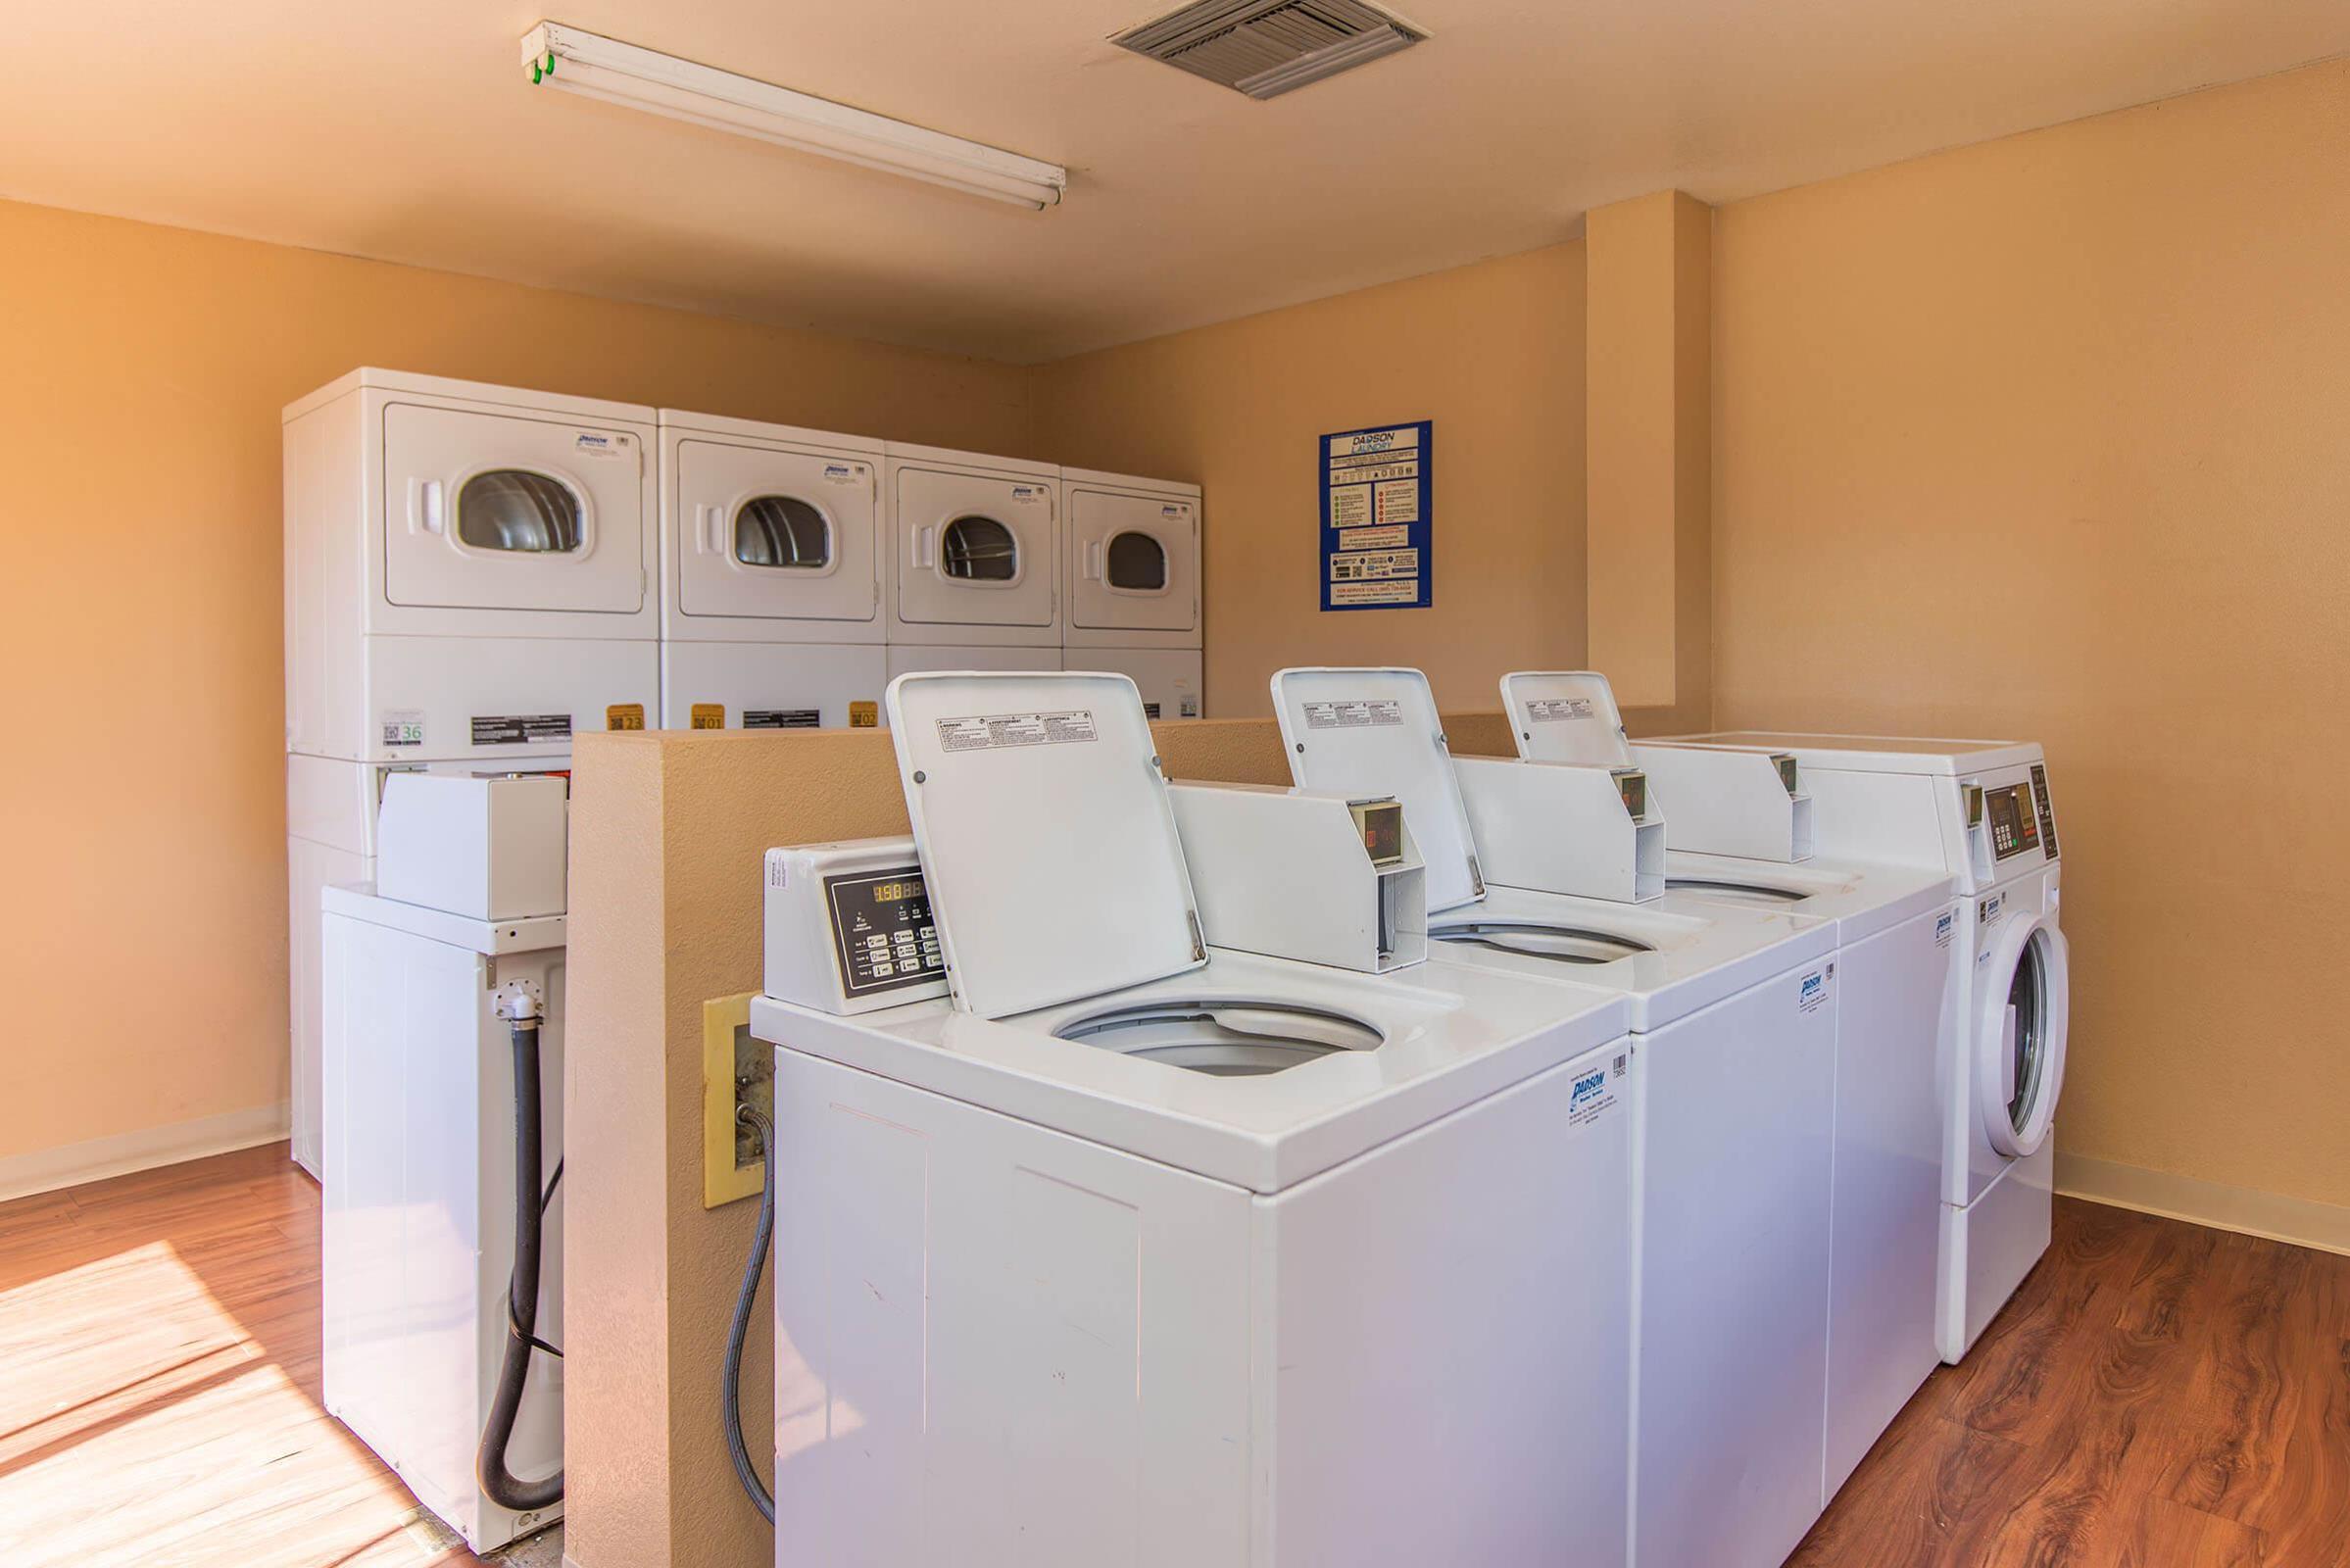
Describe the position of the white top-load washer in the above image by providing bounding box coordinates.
[282,368,652,1173]
[658,410,886,730]
[1060,466,1203,720]
[1269,666,1841,1568]
[1644,731,2070,1364]
[750,670,1639,1568]
[1506,673,1958,1502]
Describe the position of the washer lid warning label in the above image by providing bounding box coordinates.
[1302,699,1404,730]
[1526,697,1595,723]
[936,710,1098,752]
[1321,419,1432,612]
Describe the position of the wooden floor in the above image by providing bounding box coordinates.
[0,1142,533,1568]
[1791,1196,2350,1567]
[1,1153,2343,1567]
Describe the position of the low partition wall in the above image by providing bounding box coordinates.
[559,703,1687,1568]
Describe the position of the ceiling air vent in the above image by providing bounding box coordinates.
[1112,0,1427,100]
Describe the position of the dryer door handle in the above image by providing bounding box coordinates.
[1083,540,1102,581]
[408,477,446,536]
[913,524,938,572]
[695,504,718,555]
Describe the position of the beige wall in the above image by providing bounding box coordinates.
[1710,57,2350,1209]
[0,197,1042,1173]
[1042,242,1590,718]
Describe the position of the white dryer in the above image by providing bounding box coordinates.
[1270,666,1841,1568]
[1061,466,1203,720]
[282,368,655,1174]
[1507,674,1958,1502]
[1650,732,2069,1364]
[884,441,1060,652]
[751,670,1639,1566]
[658,411,887,731]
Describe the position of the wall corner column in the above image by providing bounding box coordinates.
[1585,189,1712,730]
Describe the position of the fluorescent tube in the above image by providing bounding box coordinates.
[519,23,1067,210]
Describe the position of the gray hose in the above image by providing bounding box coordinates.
[724,1102,777,1524]
[478,1013,563,1513]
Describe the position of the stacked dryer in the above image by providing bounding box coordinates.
[1060,467,1203,719]
[282,369,658,1175]
[658,411,887,730]
[883,442,1063,679]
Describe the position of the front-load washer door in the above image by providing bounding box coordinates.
[674,439,877,624]
[1976,915,2070,1157]
[895,467,1055,629]
[1068,488,1198,633]
[382,402,646,613]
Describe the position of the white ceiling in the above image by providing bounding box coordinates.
[4,1,2344,362]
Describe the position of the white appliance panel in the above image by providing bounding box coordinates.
[1069,649,1201,720]
[893,466,1057,635]
[671,436,879,629]
[1066,486,1198,637]
[381,401,647,615]
[660,641,888,730]
[886,645,1061,678]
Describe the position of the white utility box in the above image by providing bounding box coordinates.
[1167,783,1427,971]
[375,772,568,920]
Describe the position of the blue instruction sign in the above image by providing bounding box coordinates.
[1320,419,1432,611]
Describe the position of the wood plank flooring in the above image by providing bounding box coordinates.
[1789,1196,2350,1567]
[1,1151,2342,1566]
[0,1142,541,1568]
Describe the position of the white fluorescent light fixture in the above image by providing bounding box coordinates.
[519,22,1067,210]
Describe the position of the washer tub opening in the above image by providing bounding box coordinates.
[1055,1000,1384,1077]
[1427,920,1654,964]
[1665,876,1807,906]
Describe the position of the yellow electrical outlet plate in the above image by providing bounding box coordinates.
[702,991,764,1209]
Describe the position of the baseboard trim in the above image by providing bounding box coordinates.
[0,1102,292,1203]
[2057,1152,2350,1258]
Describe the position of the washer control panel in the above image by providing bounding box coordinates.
[826,867,945,999]
[2029,763,2061,858]
[1983,781,2042,860]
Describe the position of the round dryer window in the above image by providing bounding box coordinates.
[734,495,831,569]
[1104,530,1169,592]
[458,469,584,553]
[941,514,1019,581]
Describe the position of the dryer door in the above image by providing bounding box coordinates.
[1068,487,1198,633]
[674,438,877,624]
[382,402,646,613]
[1976,914,2069,1157]
[895,467,1055,629]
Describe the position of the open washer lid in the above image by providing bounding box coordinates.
[887,670,1205,1019]
[1270,667,1484,912]
[1498,671,1634,766]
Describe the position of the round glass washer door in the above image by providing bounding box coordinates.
[1977,913,2070,1157]
[1427,919,1653,964]
[1056,999,1382,1077]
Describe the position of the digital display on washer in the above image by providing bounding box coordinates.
[1348,800,1406,867]
[825,865,944,998]
[1983,783,2041,860]
[1613,769,1648,821]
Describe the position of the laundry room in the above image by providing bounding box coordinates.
[2,5,2347,1567]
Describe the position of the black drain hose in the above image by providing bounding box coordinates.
[478,1003,563,1513]
[724,1102,778,1524]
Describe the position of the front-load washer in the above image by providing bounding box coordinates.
[752,670,1638,1566]
[1270,666,1841,1568]
[282,368,655,1173]
[1061,466,1203,718]
[1504,673,1958,1501]
[1644,732,2069,1364]
[657,410,886,730]
[883,442,1061,650]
